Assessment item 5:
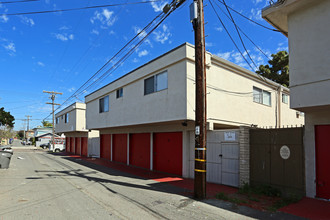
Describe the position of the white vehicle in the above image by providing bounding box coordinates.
[48,139,65,152]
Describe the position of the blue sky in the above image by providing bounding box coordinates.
[0,0,287,130]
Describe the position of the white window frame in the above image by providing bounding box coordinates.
[116,88,123,99]
[282,94,288,104]
[99,95,109,113]
[65,113,69,123]
[253,86,271,106]
[144,71,168,95]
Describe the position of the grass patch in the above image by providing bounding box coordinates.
[216,192,248,205]
[216,183,302,212]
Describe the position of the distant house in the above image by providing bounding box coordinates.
[263,0,330,199]
[55,102,99,157]
[82,43,303,186]
[33,127,52,137]
[35,133,63,147]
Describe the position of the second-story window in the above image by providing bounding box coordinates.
[56,117,59,124]
[99,95,109,113]
[116,88,123,99]
[65,113,69,123]
[282,94,288,104]
[253,86,271,106]
[144,71,168,95]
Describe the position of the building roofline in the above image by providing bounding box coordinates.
[211,53,289,92]
[85,42,191,98]
[55,102,86,116]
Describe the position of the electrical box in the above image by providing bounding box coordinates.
[190,2,197,22]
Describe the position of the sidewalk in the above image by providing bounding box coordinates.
[65,153,330,220]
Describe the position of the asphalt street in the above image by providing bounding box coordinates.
[0,140,254,220]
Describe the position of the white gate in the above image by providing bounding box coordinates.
[189,130,239,187]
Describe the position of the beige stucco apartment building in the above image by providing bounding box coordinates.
[263,0,330,199]
[55,102,99,157]
[83,43,303,186]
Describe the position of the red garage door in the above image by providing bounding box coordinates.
[153,132,182,176]
[315,125,330,199]
[70,137,74,153]
[100,134,111,160]
[129,133,150,169]
[81,137,88,156]
[66,137,70,153]
[75,137,81,155]
[113,134,127,164]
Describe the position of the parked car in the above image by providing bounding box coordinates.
[21,140,31,145]
[40,143,49,149]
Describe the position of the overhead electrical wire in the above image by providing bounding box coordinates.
[216,0,281,32]
[41,0,183,121]
[0,0,38,4]
[222,0,258,70]
[209,0,254,71]
[213,0,271,60]
[1,0,163,16]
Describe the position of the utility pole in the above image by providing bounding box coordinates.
[191,0,207,199]
[25,115,32,131]
[43,91,62,149]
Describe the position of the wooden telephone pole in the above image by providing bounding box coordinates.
[43,91,62,148]
[191,0,207,199]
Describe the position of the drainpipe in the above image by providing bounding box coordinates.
[278,86,281,128]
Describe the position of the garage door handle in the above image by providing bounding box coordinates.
[219,154,223,157]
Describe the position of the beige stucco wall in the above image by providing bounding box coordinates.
[185,45,303,128]
[288,0,330,110]
[86,43,302,130]
[85,45,188,130]
[55,102,87,133]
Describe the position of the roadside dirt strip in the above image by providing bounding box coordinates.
[0,149,253,220]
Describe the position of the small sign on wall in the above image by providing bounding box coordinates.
[224,131,236,141]
[280,145,290,160]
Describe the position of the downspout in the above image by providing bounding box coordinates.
[278,86,281,128]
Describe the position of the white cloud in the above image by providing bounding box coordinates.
[20,16,35,26]
[0,15,8,23]
[205,42,214,47]
[91,29,99,35]
[90,9,116,28]
[53,33,74,41]
[132,58,139,63]
[150,1,168,12]
[59,26,69,30]
[217,51,233,60]
[217,49,267,71]
[68,87,75,92]
[276,42,288,52]
[215,27,223,32]
[133,26,152,47]
[153,24,171,44]
[249,8,263,21]
[3,42,16,53]
[138,49,149,57]
[253,0,264,4]
[12,26,16,31]
[37,61,45,67]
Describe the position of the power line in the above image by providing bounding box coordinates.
[216,0,281,32]
[41,1,181,121]
[209,0,254,70]
[222,0,258,69]
[0,0,38,4]
[2,0,163,16]
[212,0,271,60]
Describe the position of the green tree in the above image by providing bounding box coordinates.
[256,51,289,87]
[41,120,52,127]
[0,107,15,128]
